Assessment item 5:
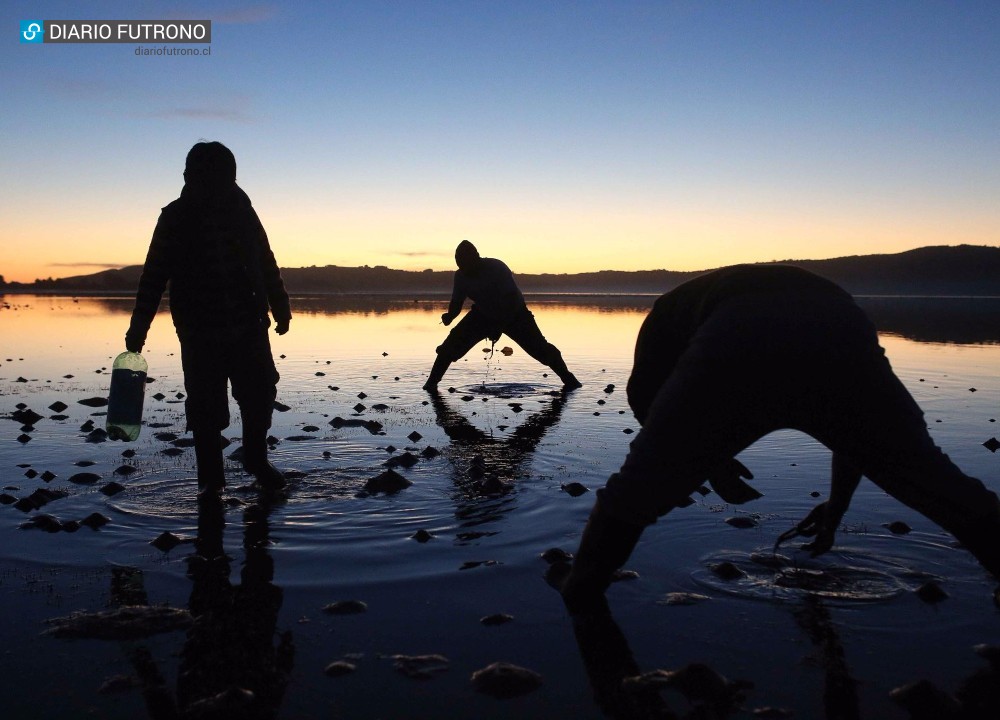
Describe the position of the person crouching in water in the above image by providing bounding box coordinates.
[558,264,1000,611]
[125,141,291,494]
[424,240,582,391]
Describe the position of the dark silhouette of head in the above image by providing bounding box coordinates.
[455,240,481,272]
[184,141,237,192]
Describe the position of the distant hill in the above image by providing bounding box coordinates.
[2,244,998,296]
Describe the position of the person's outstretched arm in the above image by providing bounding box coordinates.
[253,211,291,335]
[442,273,465,325]
[125,214,173,352]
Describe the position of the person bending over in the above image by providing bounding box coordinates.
[424,240,581,391]
[560,264,1000,610]
[126,141,291,494]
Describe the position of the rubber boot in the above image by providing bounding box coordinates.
[561,500,644,614]
[242,418,286,491]
[423,354,451,391]
[547,351,582,390]
[193,431,225,497]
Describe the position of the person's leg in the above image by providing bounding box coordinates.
[504,311,581,388]
[563,348,774,610]
[180,335,231,494]
[424,309,489,390]
[809,349,1000,580]
[229,328,284,489]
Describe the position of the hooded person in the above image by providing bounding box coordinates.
[125,141,291,494]
[424,240,581,390]
[558,264,1000,611]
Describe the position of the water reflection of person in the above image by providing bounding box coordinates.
[559,589,858,719]
[559,264,1000,610]
[174,494,294,718]
[423,240,581,391]
[427,389,567,520]
[125,141,290,494]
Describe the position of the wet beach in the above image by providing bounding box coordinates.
[2,295,999,719]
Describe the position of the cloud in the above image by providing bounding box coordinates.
[213,5,279,24]
[145,106,255,123]
[395,251,447,259]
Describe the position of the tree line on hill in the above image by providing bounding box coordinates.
[1,244,998,296]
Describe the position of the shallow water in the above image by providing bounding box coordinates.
[1,294,999,718]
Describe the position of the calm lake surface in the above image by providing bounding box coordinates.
[1,294,998,719]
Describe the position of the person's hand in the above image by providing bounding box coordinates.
[441,312,455,326]
[792,501,837,557]
[125,334,144,353]
[705,458,761,504]
[275,318,290,335]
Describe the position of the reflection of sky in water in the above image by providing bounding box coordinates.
[2,295,999,719]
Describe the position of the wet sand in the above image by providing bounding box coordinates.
[2,296,999,718]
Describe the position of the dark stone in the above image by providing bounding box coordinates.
[114,465,137,476]
[471,662,542,698]
[161,447,185,457]
[48,401,68,413]
[150,531,186,552]
[726,516,758,529]
[16,434,31,444]
[324,661,357,677]
[353,403,366,413]
[68,472,102,485]
[363,469,412,495]
[273,401,291,412]
[41,470,56,482]
[392,654,450,680]
[13,497,37,512]
[916,581,948,603]
[44,605,192,639]
[154,432,178,441]
[78,397,109,407]
[540,547,573,564]
[411,529,434,543]
[480,613,514,626]
[100,482,126,497]
[407,431,423,442]
[984,437,1000,453]
[81,512,111,529]
[386,452,419,469]
[561,482,589,497]
[420,446,440,459]
[322,599,368,615]
[85,428,109,443]
[885,520,912,534]
[24,468,38,479]
[0,494,16,505]
[711,561,745,580]
[12,408,43,425]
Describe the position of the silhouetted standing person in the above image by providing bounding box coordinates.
[424,240,581,390]
[559,264,1000,610]
[126,142,291,494]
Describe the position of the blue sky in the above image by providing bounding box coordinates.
[2,1,998,282]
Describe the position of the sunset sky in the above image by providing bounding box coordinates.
[2,1,998,284]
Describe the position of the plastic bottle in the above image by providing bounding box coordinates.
[106,351,148,441]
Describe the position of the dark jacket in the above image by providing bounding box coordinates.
[127,184,291,345]
[446,257,527,325]
[626,264,858,424]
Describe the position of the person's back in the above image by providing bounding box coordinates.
[126,142,290,494]
[560,264,1000,611]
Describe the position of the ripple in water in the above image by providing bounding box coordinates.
[692,547,920,604]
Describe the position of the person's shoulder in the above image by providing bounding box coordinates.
[483,257,511,272]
